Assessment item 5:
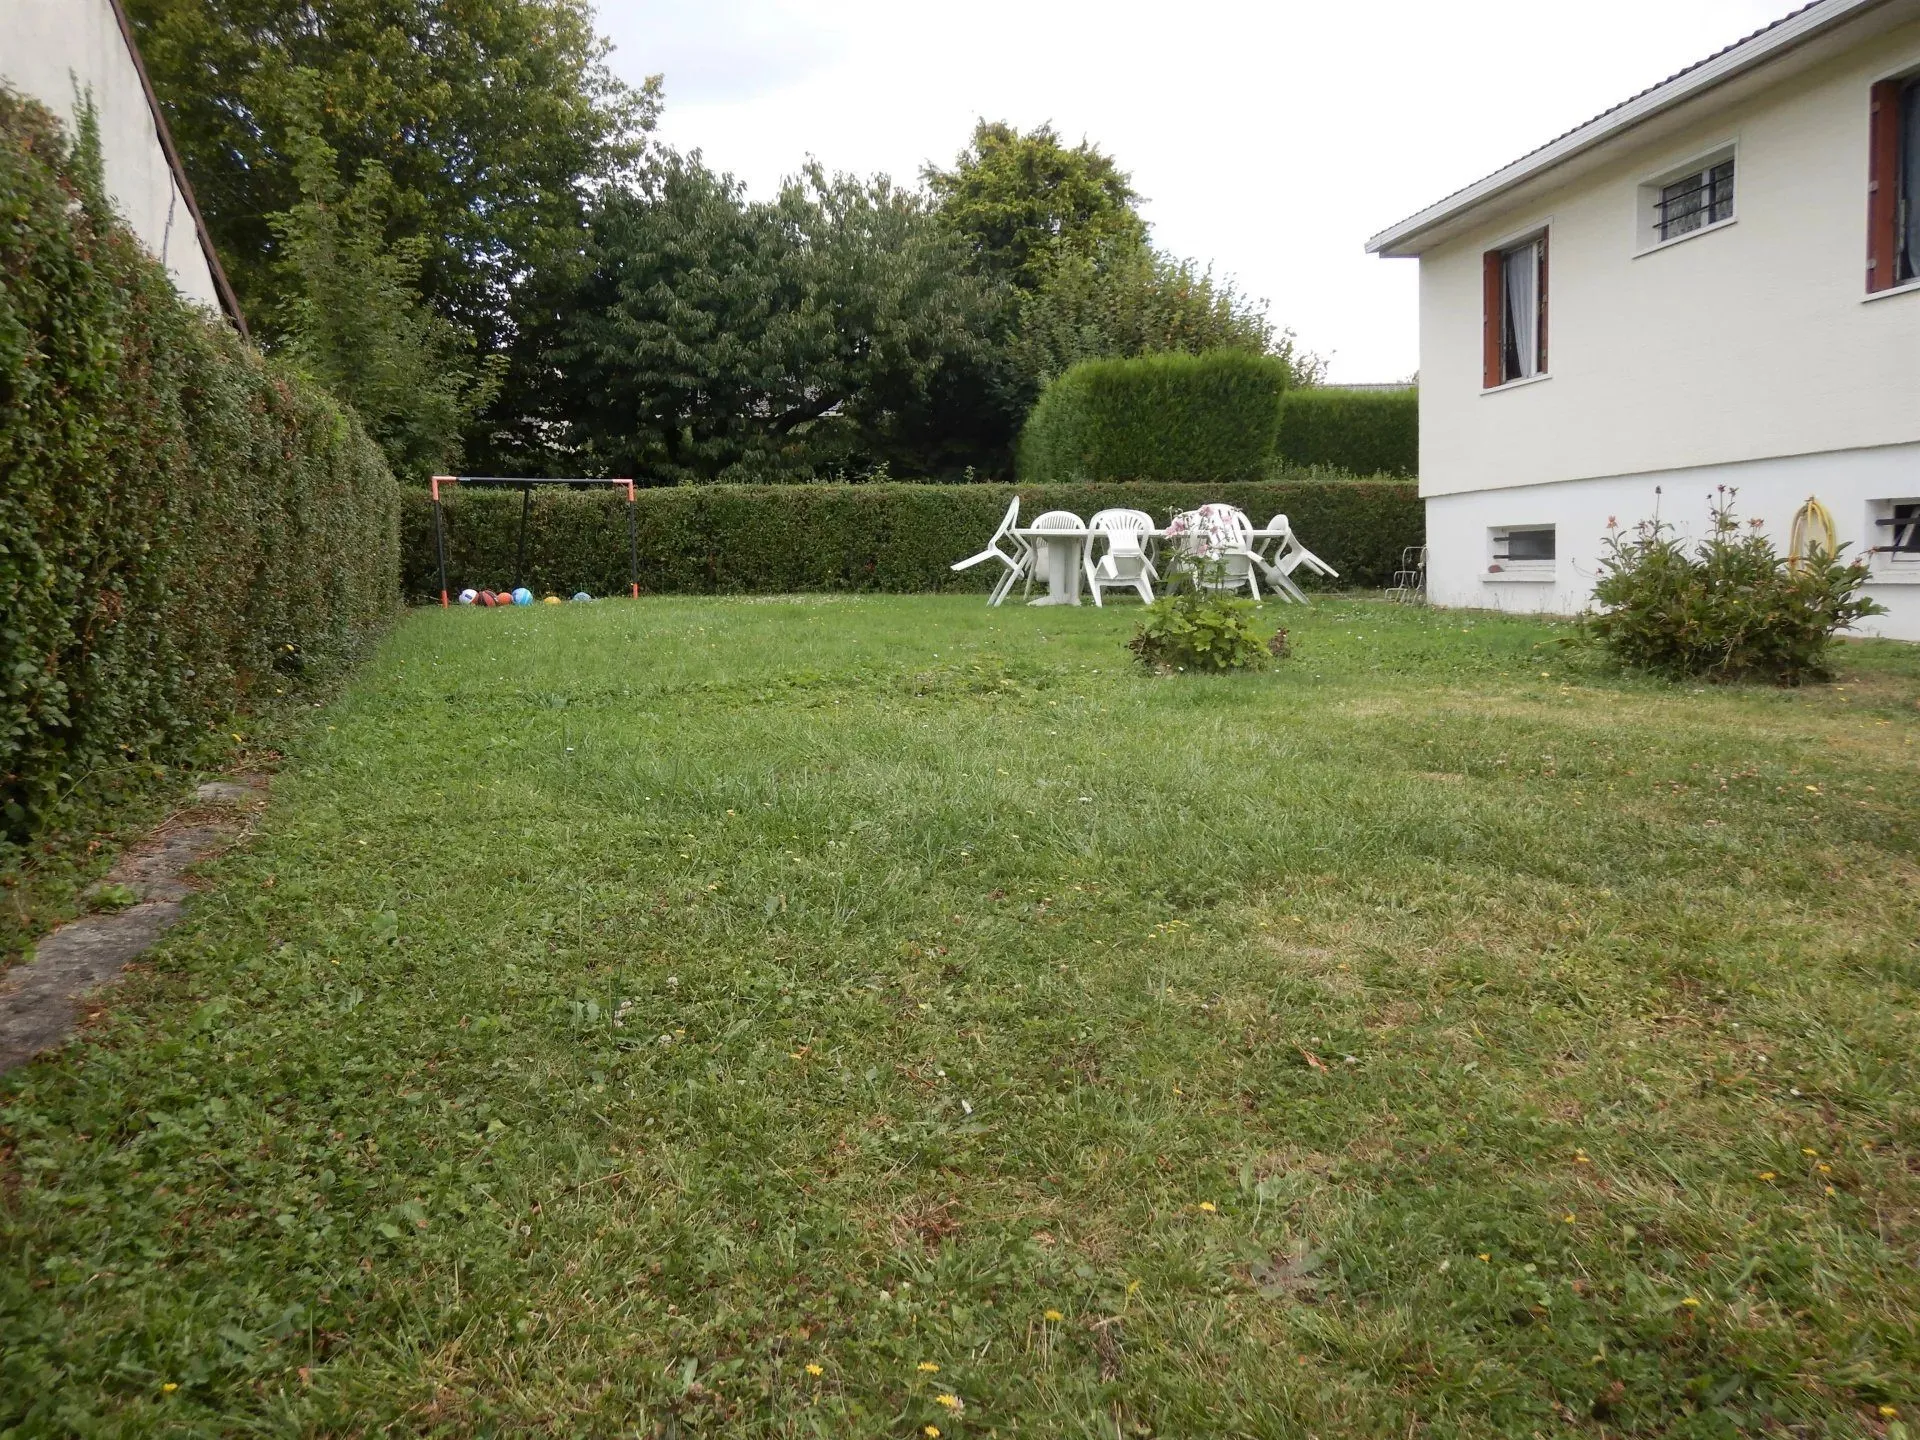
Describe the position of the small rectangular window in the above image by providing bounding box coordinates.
[1490,526,1556,569]
[1482,234,1548,387]
[1657,158,1735,241]
[1637,145,1735,251]
[1873,499,1920,559]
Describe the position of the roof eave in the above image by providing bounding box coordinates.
[1366,0,1893,258]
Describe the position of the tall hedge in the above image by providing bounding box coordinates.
[401,476,1421,600]
[1,92,400,847]
[1017,351,1294,483]
[1275,387,1418,477]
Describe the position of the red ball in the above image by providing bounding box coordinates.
[478,590,496,606]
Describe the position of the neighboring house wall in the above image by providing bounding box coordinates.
[0,0,224,312]
[1411,12,1920,639]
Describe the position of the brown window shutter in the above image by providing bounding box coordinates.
[1868,78,1902,292]
[1483,249,1504,388]
[1536,234,1549,373]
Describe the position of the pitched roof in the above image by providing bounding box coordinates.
[1366,0,1897,257]
[105,0,246,334]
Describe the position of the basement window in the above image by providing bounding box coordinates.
[1871,498,1920,571]
[1488,525,1556,577]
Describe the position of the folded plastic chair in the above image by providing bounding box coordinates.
[1250,513,1340,604]
[1084,508,1159,606]
[950,495,1032,606]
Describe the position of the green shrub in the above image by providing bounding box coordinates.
[1127,586,1274,673]
[1275,387,1417,477]
[1016,351,1293,483]
[1584,488,1883,684]
[400,476,1422,599]
[1,92,400,854]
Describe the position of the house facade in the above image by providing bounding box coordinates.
[1369,0,1920,640]
[2,0,243,328]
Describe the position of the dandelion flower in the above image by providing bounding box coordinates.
[1758,1171,1776,1181]
[1199,1201,1216,1213]
[1563,1212,1576,1224]
[1044,1309,1064,1321]
[1681,1297,1700,1307]
[1477,1253,1491,1262]
[1880,1405,1899,1418]
[1817,1163,1831,1174]
[161,1383,178,1393]
[1802,1147,1819,1156]
[936,1394,962,1410]
[925,1428,941,1438]
[805,1364,823,1377]
[917,1362,940,1373]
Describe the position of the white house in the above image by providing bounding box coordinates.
[1,0,244,330]
[1368,0,1920,640]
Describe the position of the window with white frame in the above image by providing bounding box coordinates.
[1637,146,1735,250]
[1489,525,1556,574]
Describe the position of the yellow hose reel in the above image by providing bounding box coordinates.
[1787,496,1836,571]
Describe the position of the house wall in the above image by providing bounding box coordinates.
[1425,440,1920,640]
[0,0,223,311]
[1417,14,1920,502]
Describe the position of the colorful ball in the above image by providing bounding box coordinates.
[512,587,534,606]
[542,594,562,605]
[571,592,593,603]
[480,590,498,607]
[457,588,478,605]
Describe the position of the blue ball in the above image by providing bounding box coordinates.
[457,588,478,605]
[512,587,533,606]
[571,592,593,603]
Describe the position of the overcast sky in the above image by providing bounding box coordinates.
[596,1,1795,382]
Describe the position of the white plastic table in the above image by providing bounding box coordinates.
[1012,525,1088,605]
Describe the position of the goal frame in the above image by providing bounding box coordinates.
[429,476,638,606]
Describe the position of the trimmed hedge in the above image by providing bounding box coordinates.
[1016,351,1294,483]
[1,92,400,848]
[400,477,1422,600]
[1276,387,1418,477]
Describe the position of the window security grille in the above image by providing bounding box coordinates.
[1657,159,1734,241]
[1492,527,1556,564]
[1877,501,1920,555]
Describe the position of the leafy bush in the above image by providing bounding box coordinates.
[399,476,1422,599]
[1585,489,1883,684]
[1,92,400,853]
[1128,587,1273,673]
[1275,387,1417,477]
[1016,351,1294,483]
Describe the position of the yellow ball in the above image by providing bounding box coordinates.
[542,595,562,604]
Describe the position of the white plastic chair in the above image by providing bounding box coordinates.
[1169,504,1263,600]
[1250,514,1339,604]
[1084,508,1159,605]
[1025,510,1087,601]
[950,496,1033,606]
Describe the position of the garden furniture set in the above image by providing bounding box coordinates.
[951,498,1338,606]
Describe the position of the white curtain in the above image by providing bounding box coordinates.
[1504,241,1539,378]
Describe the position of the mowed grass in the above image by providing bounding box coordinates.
[5,595,1920,1438]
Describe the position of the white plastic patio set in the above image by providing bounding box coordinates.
[951,499,1338,607]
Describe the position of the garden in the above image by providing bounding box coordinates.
[5,8,1918,1434]
[5,595,1920,1434]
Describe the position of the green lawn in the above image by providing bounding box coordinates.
[5,595,1919,1437]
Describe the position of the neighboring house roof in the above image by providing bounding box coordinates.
[105,0,246,334]
[1366,0,1902,257]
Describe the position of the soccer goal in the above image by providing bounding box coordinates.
[429,476,638,606]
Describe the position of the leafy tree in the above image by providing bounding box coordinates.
[270,118,502,482]
[123,0,655,348]
[552,156,1010,482]
[925,120,1318,397]
[924,121,1146,292]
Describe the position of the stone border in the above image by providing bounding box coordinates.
[0,778,265,1074]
